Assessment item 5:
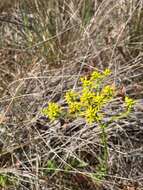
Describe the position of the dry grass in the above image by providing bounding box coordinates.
[0,0,143,189]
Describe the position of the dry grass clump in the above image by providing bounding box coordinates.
[0,0,143,189]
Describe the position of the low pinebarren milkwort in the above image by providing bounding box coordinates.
[42,69,135,125]
[42,69,135,180]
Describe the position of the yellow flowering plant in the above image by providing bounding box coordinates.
[42,69,135,124]
[42,69,135,181]
[42,102,61,121]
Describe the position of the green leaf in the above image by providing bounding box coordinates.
[44,160,57,175]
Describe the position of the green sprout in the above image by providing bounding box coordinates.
[44,160,57,175]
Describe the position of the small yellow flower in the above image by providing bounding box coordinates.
[65,90,79,104]
[42,102,61,121]
[103,69,111,76]
[102,85,114,97]
[125,96,135,110]
[68,102,81,113]
[92,95,105,109]
[80,89,95,106]
[90,70,103,81]
[85,106,102,124]
[80,77,93,88]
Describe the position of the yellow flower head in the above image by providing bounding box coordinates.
[42,102,61,121]
[90,71,103,82]
[103,69,111,76]
[125,96,135,110]
[65,90,79,104]
[80,89,95,106]
[80,77,93,89]
[102,85,114,97]
[68,102,81,114]
[85,106,102,124]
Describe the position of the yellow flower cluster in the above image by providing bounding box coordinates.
[85,106,103,124]
[80,89,95,105]
[65,90,79,104]
[42,102,61,121]
[65,69,114,124]
[125,96,135,111]
[42,69,135,125]
[68,102,81,114]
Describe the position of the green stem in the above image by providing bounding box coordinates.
[100,124,108,172]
